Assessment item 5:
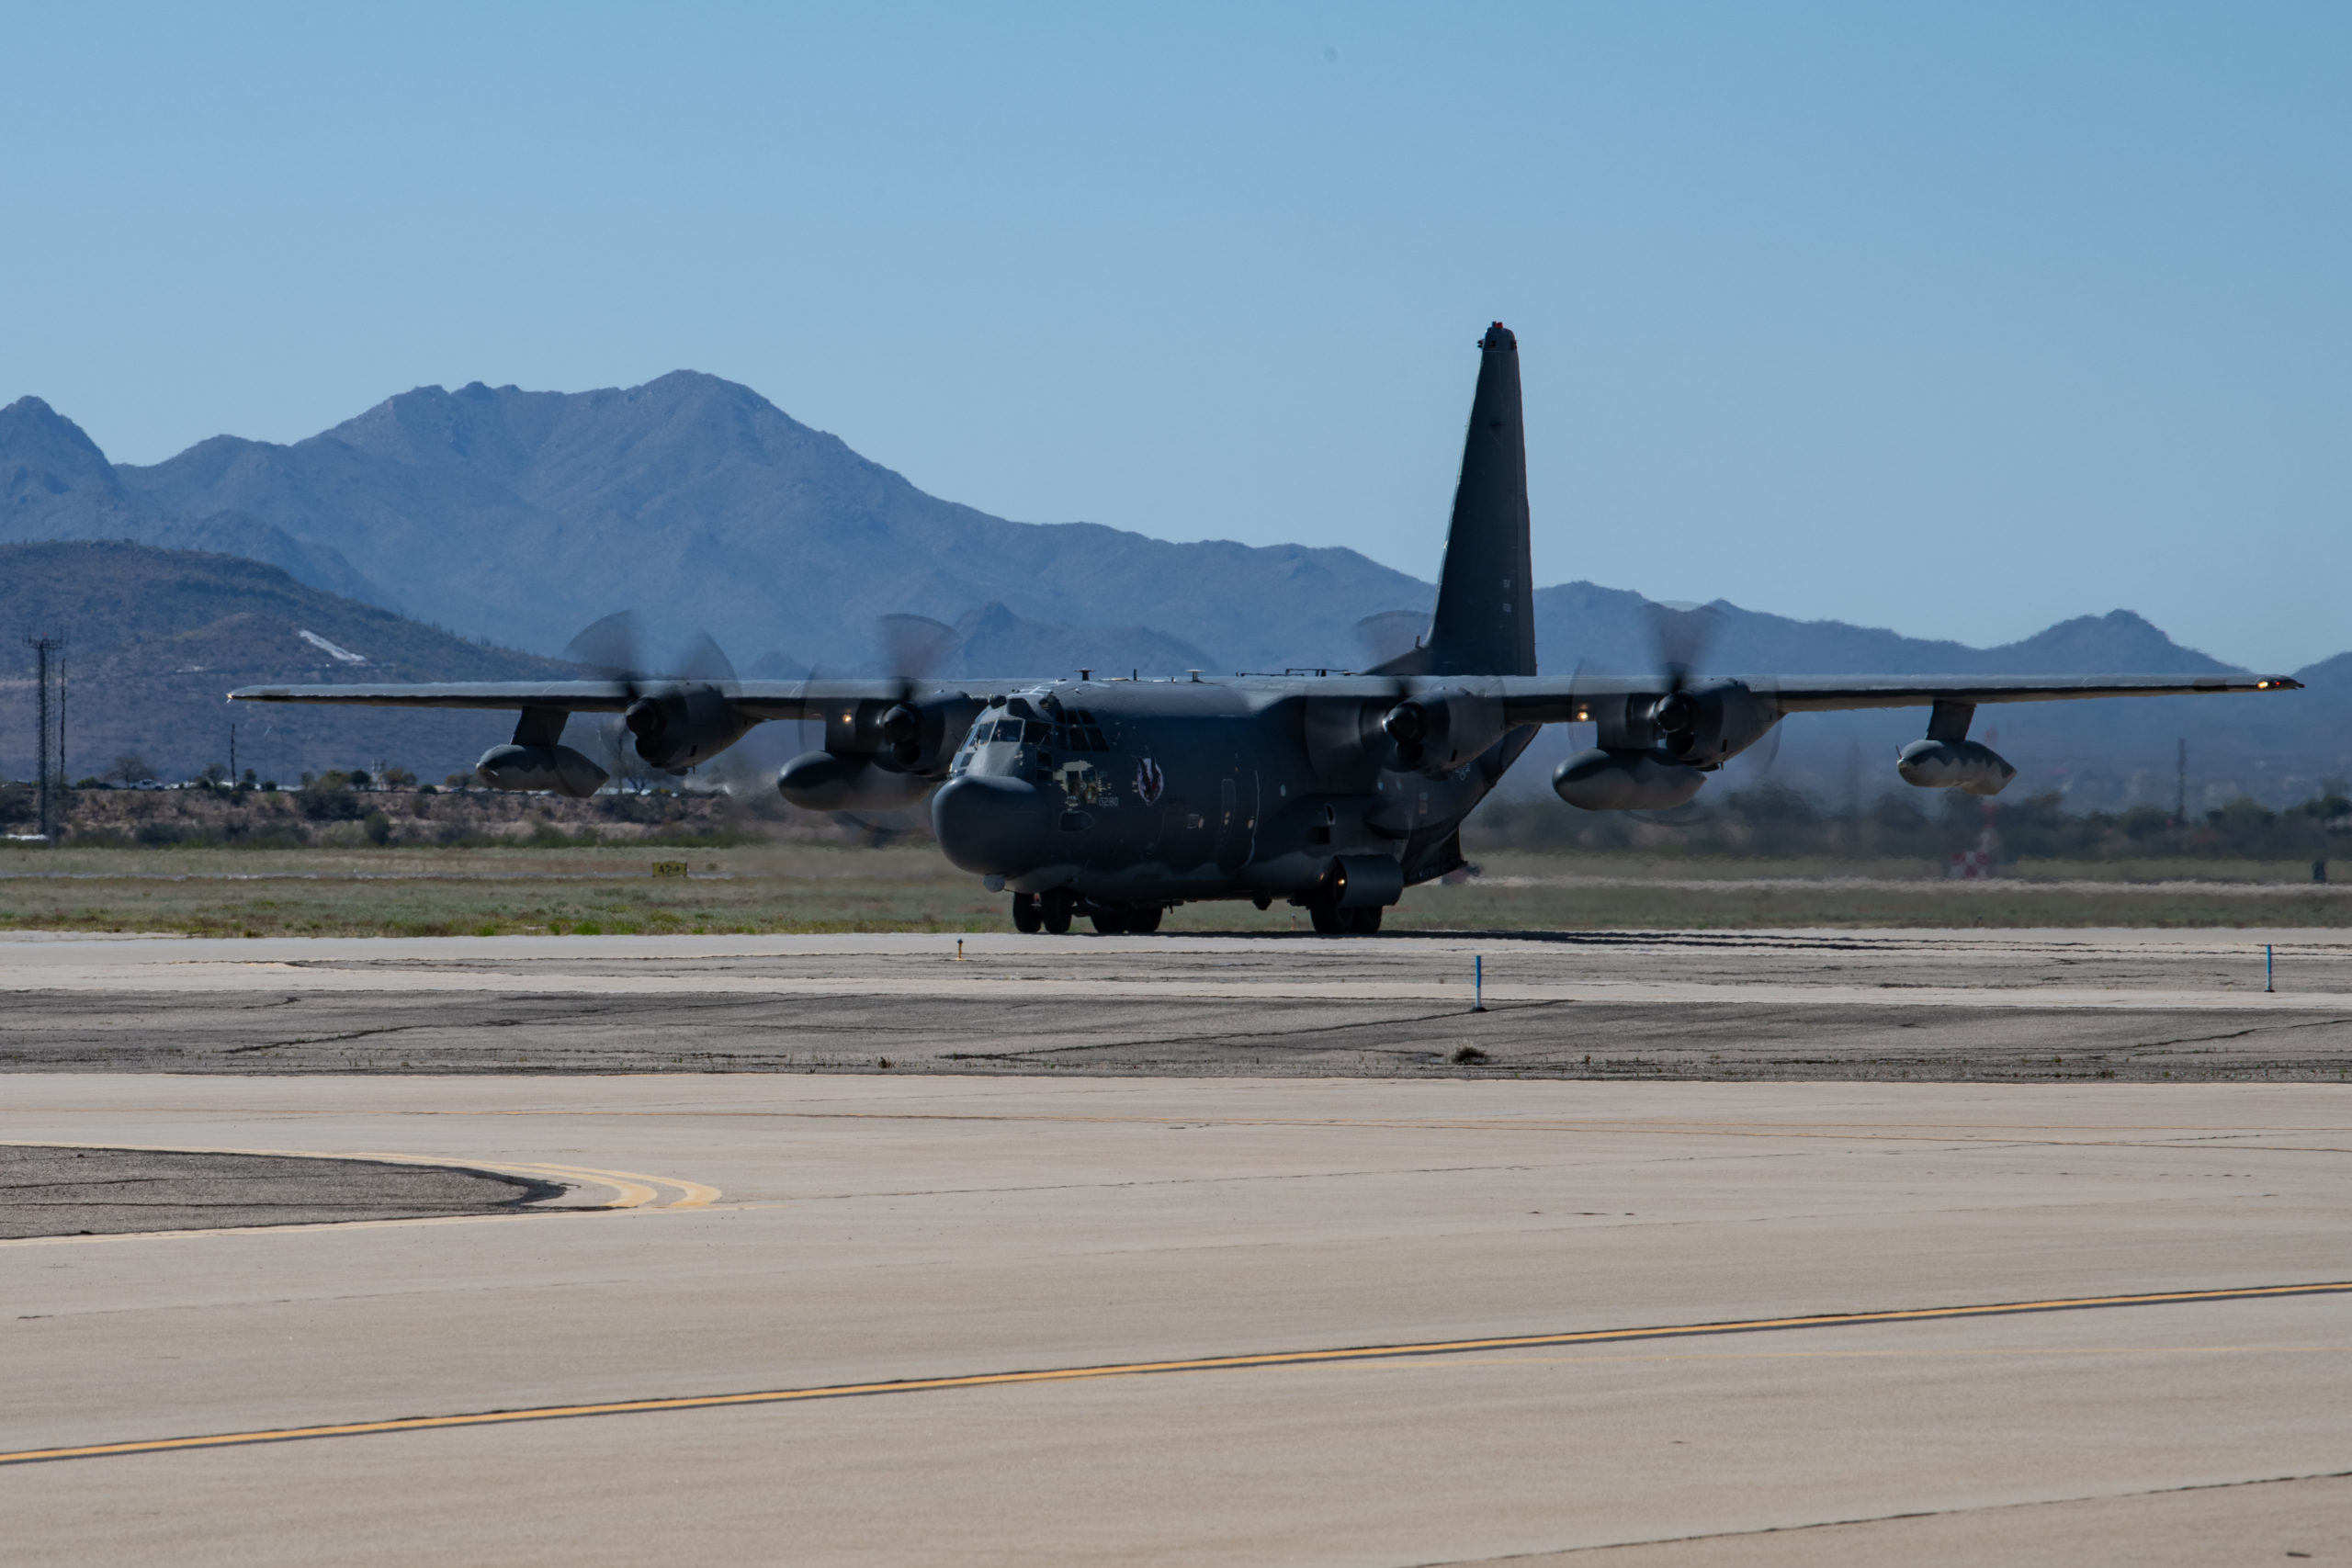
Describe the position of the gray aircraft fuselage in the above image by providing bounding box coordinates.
[928,676,1528,907]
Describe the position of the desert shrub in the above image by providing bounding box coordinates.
[299,777,368,821]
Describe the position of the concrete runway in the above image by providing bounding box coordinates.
[6,928,2352,1079]
[4,1069,2349,1565]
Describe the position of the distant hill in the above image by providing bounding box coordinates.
[2,397,389,605]
[890,602,1218,683]
[0,542,573,783]
[1531,581,2235,680]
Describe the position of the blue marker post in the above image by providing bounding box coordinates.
[2267,944,2275,994]
[1474,953,1486,1013]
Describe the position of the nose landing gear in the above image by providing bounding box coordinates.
[1012,889,1075,934]
[1012,891,1165,934]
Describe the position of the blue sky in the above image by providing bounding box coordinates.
[5,3,2346,667]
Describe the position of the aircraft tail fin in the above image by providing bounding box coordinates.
[1420,322,1536,678]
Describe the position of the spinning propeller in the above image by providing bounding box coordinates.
[874,614,956,770]
[1642,601,1715,752]
[1637,599,1781,777]
[562,611,742,772]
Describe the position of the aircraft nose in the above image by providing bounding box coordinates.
[931,775,1058,876]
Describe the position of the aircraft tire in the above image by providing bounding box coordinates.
[1041,889,1074,935]
[1128,905,1163,934]
[1089,908,1128,935]
[1012,893,1042,933]
[1351,906,1384,934]
[1308,902,1351,936]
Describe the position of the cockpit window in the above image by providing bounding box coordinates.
[1048,709,1110,751]
[976,712,1102,750]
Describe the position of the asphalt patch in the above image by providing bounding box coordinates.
[0,1145,564,1238]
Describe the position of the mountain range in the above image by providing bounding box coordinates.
[2,378,1407,675]
[4,375,2344,808]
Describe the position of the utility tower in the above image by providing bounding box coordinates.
[24,637,64,840]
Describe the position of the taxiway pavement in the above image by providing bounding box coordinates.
[3,1071,2347,1565]
[5,928,2352,1079]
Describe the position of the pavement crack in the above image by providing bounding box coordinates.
[2124,1014,2352,1054]
[1402,1468,2352,1564]
[941,1005,1555,1061]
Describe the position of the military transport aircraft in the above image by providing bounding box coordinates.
[231,324,2298,935]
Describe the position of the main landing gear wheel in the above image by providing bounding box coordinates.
[1308,902,1384,935]
[1090,905,1164,935]
[1040,888,1074,935]
[1012,893,1042,933]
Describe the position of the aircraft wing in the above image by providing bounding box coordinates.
[1756,672,2300,712]
[1496,671,2300,725]
[230,671,2304,728]
[225,679,1030,721]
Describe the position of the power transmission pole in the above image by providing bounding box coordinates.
[24,637,62,840]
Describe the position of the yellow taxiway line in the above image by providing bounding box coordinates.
[5,1280,2345,1468]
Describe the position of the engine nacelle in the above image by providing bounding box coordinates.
[476,743,609,799]
[1326,853,1405,909]
[1634,680,1779,768]
[776,750,933,812]
[624,684,754,773]
[869,694,969,775]
[1381,688,1505,774]
[1895,739,2016,796]
[1553,748,1707,811]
